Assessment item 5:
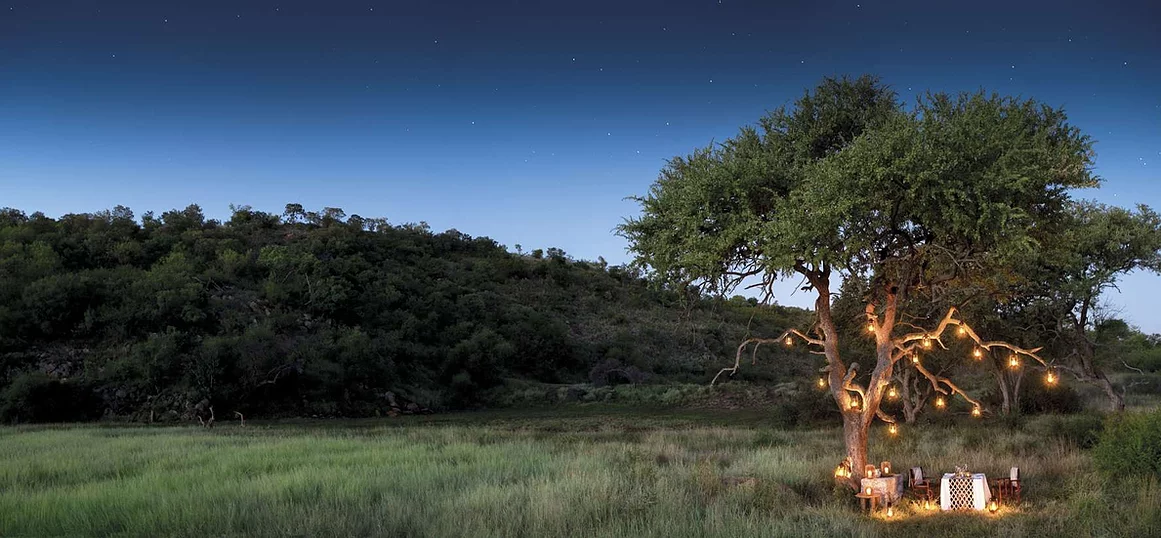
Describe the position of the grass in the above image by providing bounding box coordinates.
[0,409,1157,537]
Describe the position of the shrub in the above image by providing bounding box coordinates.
[0,372,103,423]
[1092,410,1161,480]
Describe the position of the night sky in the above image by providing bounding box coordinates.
[2,1,1160,327]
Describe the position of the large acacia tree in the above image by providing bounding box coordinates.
[618,75,1097,486]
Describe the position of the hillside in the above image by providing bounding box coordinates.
[0,204,816,423]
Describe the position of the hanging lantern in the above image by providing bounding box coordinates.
[911,354,920,364]
[784,336,793,347]
[957,325,967,337]
[849,398,860,410]
[972,348,983,360]
[1008,355,1020,369]
[935,396,946,409]
[923,336,933,349]
[834,465,844,478]
[1045,370,1057,385]
[887,386,898,399]
[817,377,827,389]
[866,323,876,333]
[971,406,982,418]
[988,500,999,513]
[888,424,898,435]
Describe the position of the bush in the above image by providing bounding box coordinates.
[1092,410,1161,480]
[1027,413,1104,449]
[0,372,103,423]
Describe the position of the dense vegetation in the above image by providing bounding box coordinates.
[0,204,814,423]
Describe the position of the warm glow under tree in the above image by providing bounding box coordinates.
[618,75,1098,488]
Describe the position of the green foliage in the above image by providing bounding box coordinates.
[0,372,101,423]
[0,204,812,422]
[1093,410,1161,480]
[619,75,1096,298]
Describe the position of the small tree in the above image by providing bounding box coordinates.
[619,76,1097,487]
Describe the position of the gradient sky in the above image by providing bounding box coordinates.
[2,1,1159,328]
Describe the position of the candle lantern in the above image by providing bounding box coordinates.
[911,354,920,364]
[880,461,891,475]
[1008,356,1020,369]
[784,337,793,347]
[865,486,873,495]
[888,424,898,435]
[1045,370,1057,385]
[865,465,877,479]
[886,506,894,518]
[935,396,946,408]
[988,500,999,513]
[887,386,897,399]
[817,377,827,389]
[866,323,875,333]
[971,406,982,418]
[923,337,933,349]
[957,326,967,336]
[972,348,983,359]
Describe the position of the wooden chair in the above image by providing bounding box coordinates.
[908,467,935,500]
[993,467,1022,504]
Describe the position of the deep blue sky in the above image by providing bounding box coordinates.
[2,1,1159,328]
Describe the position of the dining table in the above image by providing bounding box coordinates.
[940,472,992,511]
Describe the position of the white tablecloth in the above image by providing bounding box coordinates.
[940,473,991,511]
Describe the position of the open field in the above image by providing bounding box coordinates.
[1,408,1157,537]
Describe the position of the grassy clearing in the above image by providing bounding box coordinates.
[1,410,1157,537]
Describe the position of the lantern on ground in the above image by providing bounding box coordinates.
[886,506,894,518]
[988,500,999,513]
[923,499,932,510]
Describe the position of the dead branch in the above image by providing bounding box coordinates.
[710,328,825,385]
[234,411,245,426]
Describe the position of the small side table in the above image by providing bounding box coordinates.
[855,492,880,513]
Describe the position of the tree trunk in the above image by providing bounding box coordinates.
[842,414,869,482]
[994,369,1012,415]
[1092,372,1126,412]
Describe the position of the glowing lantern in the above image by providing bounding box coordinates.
[1045,371,1057,385]
[1009,356,1020,369]
[886,506,894,518]
[887,386,898,399]
[784,337,793,347]
[818,377,827,389]
[849,398,860,410]
[988,500,999,513]
[888,424,898,436]
[923,499,932,510]
[865,465,877,479]
[834,466,844,478]
[881,461,891,475]
[972,348,983,360]
[865,486,873,495]
[957,326,967,337]
[923,337,933,349]
[971,406,982,418]
[911,354,920,364]
[867,323,876,333]
[935,396,946,409]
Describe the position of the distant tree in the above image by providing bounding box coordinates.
[1017,202,1161,411]
[619,75,1097,487]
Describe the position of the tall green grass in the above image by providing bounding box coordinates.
[0,411,1156,537]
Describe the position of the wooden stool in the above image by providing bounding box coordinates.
[855,492,880,513]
